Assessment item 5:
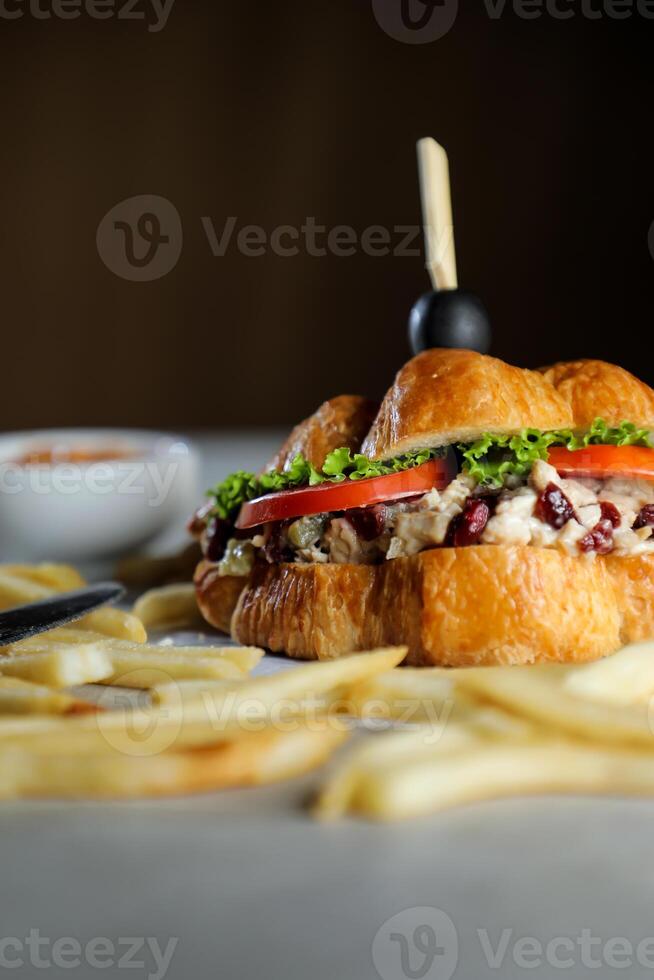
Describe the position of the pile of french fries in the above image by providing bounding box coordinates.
[0,563,404,799]
[4,562,654,818]
[316,645,654,821]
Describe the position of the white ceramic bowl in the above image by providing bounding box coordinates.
[0,429,200,562]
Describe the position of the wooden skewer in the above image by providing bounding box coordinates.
[417,137,458,291]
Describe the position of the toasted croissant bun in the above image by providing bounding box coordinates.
[540,359,654,433]
[194,561,249,634]
[198,394,377,633]
[361,349,574,460]
[230,547,621,666]
[264,395,377,473]
[603,555,654,646]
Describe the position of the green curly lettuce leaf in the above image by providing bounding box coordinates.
[459,418,652,489]
[559,418,652,450]
[206,447,443,521]
[209,471,259,521]
[207,418,652,521]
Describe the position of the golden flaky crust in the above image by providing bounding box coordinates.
[230,547,621,666]
[541,359,654,432]
[605,554,654,645]
[264,395,377,473]
[232,561,379,660]
[194,561,249,634]
[361,349,573,460]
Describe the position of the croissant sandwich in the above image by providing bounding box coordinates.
[192,350,654,666]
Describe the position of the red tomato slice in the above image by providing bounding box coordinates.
[235,455,457,529]
[548,445,654,481]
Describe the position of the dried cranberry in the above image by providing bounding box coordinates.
[345,505,387,542]
[263,523,293,564]
[600,501,621,528]
[634,504,654,530]
[204,517,231,561]
[535,483,576,529]
[579,519,614,555]
[446,499,491,547]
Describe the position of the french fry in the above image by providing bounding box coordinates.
[315,710,536,819]
[564,642,654,706]
[154,677,258,707]
[3,564,86,592]
[0,723,348,799]
[104,651,247,688]
[0,571,50,608]
[346,667,477,726]
[457,663,654,748]
[43,628,263,671]
[77,607,147,643]
[315,730,654,821]
[0,709,248,755]
[0,642,113,688]
[8,629,263,689]
[0,677,81,715]
[157,648,408,727]
[133,584,203,631]
[0,565,146,643]
[152,680,345,736]
[99,637,264,674]
[0,705,307,756]
[101,642,262,688]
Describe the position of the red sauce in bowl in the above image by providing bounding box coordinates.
[14,447,135,466]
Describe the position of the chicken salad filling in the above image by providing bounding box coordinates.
[209,460,654,574]
[194,418,654,573]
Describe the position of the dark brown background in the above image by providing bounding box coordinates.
[1,0,651,430]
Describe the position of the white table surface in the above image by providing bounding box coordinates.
[3,433,654,980]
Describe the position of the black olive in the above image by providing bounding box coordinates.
[408,289,492,356]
